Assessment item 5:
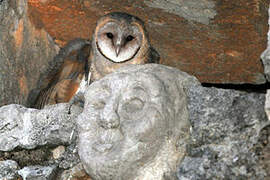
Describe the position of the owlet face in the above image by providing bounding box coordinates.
[95,14,144,63]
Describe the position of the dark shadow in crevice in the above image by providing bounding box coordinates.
[201,82,270,93]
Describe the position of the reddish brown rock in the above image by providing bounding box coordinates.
[0,0,58,106]
[60,163,92,180]
[28,0,268,84]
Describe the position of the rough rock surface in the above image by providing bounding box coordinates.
[0,160,21,180]
[265,89,270,118]
[0,103,84,179]
[0,0,58,106]
[18,165,56,180]
[77,64,194,180]
[28,0,268,84]
[59,163,91,180]
[0,64,268,180]
[260,26,270,176]
[254,122,270,179]
[178,84,269,179]
[262,89,270,178]
[0,103,82,151]
[261,7,270,82]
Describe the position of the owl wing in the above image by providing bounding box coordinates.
[28,38,91,109]
[35,71,83,108]
[148,47,160,64]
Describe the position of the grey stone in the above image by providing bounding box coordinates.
[144,0,216,25]
[51,145,66,160]
[254,122,270,178]
[77,64,195,180]
[0,160,20,180]
[0,62,268,180]
[178,84,268,179]
[261,50,270,82]
[0,103,82,151]
[56,143,81,170]
[0,0,58,106]
[261,8,270,82]
[262,90,270,177]
[265,89,270,119]
[18,165,56,180]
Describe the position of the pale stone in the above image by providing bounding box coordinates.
[77,64,196,180]
[52,145,65,160]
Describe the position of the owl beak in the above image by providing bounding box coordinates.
[115,45,121,57]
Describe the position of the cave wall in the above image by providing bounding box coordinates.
[29,0,269,84]
[0,0,58,106]
[0,0,269,106]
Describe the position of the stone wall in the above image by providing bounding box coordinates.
[0,0,58,106]
[0,65,269,179]
[28,0,268,84]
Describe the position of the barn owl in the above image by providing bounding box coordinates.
[89,12,159,82]
[29,12,159,109]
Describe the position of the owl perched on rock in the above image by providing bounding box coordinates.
[29,12,159,109]
[89,12,159,82]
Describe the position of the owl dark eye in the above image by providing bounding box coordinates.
[126,35,134,42]
[106,32,114,39]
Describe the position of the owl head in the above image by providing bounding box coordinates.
[93,12,149,63]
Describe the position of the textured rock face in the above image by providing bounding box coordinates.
[18,165,57,180]
[0,0,58,106]
[18,166,56,180]
[0,103,84,179]
[0,64,268,180]
[77,64,194,180]
[265,89,270,118]
[60,163,91,180]
[0,103,82,151]
[0,160,20,180]
[28,0,268,84]
[178,84,269,179]
[255,122,270,179]
[257,9,270,176]
[261,7,270,82]
[262,90,270,178]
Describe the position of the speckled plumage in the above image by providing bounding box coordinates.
[29,38,91,109]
